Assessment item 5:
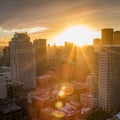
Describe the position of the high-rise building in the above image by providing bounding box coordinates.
[102,28,113,45]
[96,46,120,112]
[93,38,101,107]
[114,31,120,45]
[33,39,47,76]
[93,28,120,112]
[0,79,7,99]
[93,38,101,52]
[10,33,36,90]
[2,47,10,66]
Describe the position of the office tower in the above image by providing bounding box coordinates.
[0,79,7,99]
[114,31,120,45]
[10,33,36,90]
[93,38,101,107]
[2,47,10,66]
[97,46,120,112]
[93,52,99,107]
[93,38,101,52]
[33,39,47,76]
[102,28,113,45]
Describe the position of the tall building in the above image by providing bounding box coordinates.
[96,46,120,112]
[93,38,101,52]
[102,28,113,45]
[0,79,7,99]
[93,28,120,112]
[2,47,10,66]
[114,31,120,45]
[93,38,101,107]
[10,33,36,90]
[33,39,47,76]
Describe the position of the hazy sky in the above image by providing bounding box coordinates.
[0,0,120,44]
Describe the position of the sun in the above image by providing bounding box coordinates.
[49,25,100,46]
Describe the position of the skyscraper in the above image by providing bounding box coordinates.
[114,31,120,45]
[93,28,120,112]
[10,33,36,90]
[2,46,10,66]
[33,39,47,76]
[98,46,120,111]
[102,28,113,45]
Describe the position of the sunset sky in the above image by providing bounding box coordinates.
[0,0,120,45]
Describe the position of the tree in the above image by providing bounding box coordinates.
[86,107,112,120]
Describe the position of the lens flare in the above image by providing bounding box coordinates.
[58,91,65,98]
[51,110,65,118]
[55,101,63,109]
[60,82,74,96]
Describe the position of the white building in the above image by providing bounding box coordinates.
[9,33,36,90]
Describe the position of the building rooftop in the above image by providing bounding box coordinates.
[32,94,50,101]
[0,103,21,114]
[60,105,79,115]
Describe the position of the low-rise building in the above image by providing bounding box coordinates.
[0,103,22,120]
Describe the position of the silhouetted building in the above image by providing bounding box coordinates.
[114,31,120,45]
[102,28,113,45]
[2,47,10,66]
[33,39,47,76]
[10,33,36,90]
[0,79,7,99]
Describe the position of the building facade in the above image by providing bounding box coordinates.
[33,39,47,76]
[93,28,120,112]
[96,46,120,112]
[10,33,36,90]
[102,28,113,45]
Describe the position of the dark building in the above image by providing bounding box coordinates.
[34,39,47,76]
[0,103,22,120]
[7,82,23,99]
[1,47,10,66]
[102,28,113,45]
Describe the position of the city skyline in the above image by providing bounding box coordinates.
[1,1,120,119]
[0,0,120,46]
[1,29,120,119]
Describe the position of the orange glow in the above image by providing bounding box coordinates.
[49,25,99,46]
[58,82,74,98]
[51,110,65,118]
[55,101,63,109]
[80,47,94,73]
[58,91,65,98]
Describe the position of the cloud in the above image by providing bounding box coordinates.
[0,0,120,32]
